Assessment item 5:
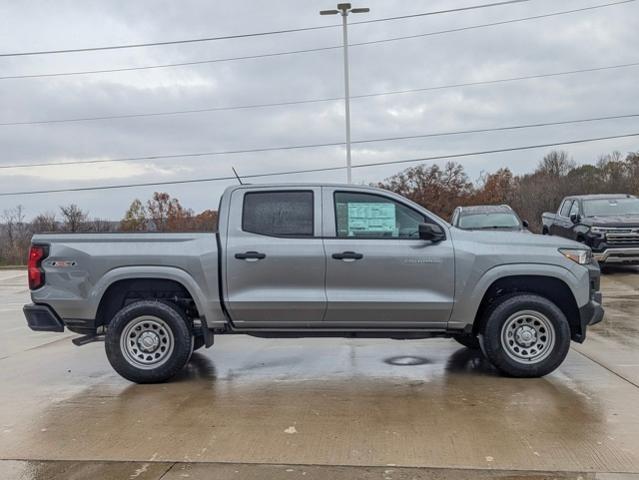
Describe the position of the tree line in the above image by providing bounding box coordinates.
[1,149,638,265]
[0,192,218,266]
[377,150,639,230]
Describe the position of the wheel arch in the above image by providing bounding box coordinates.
[472,275,580,341]
[448,263,587,341]
[91,266,216,328]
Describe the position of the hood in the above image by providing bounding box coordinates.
[583,215,639,228]
[449,227,584,249]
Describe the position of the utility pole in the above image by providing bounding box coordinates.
[320,3,370,184]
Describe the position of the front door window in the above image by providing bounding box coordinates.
[334,192,425,239]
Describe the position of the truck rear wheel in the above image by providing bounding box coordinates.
[479,294,570,378]
[105,300,192,383]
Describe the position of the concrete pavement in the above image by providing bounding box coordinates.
[1,268,639,479]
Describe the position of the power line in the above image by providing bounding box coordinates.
[351,0,533,25]
[0,45,342,81]
[0,0,633,80]
[349,0,636,49]
[2,112,639,170]
[3,61,638,127]
[0,26,334,59]
[352,62,639,100]
[0,96,340,126]
[0,0,536,58]
[2,132,638,196]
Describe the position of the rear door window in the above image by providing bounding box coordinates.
[242,191,314,237]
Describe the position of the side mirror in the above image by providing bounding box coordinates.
[522,220,529,228]
[419,223,446,243]
[570,214,580,224]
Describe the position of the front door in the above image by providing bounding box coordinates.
[322,188,455,328]
[224,188,326,327]
[550,200,573,237]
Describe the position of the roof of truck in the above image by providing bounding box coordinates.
[222,183,394,195]
[224,183,382,188]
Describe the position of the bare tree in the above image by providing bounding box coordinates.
[90,218,115,232]
[538,151,575,177]
[31,212,57,233]
[1,206,30,264]
[59,204,88,233]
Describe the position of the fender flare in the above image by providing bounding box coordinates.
[448,263,584,328]
[88,266,220,325]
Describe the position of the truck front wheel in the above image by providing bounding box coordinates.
[479,294,570,378]
[105,300,193,383]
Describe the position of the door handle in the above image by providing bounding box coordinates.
[235,251,266,260]
[332,251,363,260]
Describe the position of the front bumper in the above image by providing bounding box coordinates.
[573,265,604,343]
[592,247,639,264]
[23,304,64,332]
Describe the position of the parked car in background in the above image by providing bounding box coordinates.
[451,204,528,232]
[542,194,639,265]
[24,184,602,383]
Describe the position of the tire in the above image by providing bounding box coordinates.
[478,294,570,378]
[105,300,193,383]
[453,334,481,350]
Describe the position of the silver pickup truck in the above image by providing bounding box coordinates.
[24,184,603,383]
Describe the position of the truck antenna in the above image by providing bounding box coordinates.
[232,167,244,185]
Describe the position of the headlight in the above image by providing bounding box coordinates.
[559,248,592,265]
[590,226,607,234]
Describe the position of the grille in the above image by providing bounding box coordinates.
[606,231,639,245]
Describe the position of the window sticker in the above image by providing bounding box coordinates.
[347,203,396,235]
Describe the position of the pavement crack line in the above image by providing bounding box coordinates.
[572,347,639,389]
[157,461,176,480]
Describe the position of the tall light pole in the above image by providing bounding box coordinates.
[320,3,369,184]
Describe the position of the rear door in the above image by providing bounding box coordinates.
[224,187,326,327]
[321,187,455,328]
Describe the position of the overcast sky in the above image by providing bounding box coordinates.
[1,0,638,220]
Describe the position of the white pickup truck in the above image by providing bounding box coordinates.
[24,184,603,383]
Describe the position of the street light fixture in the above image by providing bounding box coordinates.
[320,3,370,184]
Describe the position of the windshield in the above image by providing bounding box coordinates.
[458,212,521,229]
[583,198,639,216]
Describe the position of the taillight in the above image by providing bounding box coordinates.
[28,245,48,290]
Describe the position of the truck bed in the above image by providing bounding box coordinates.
[29,232,224,328]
